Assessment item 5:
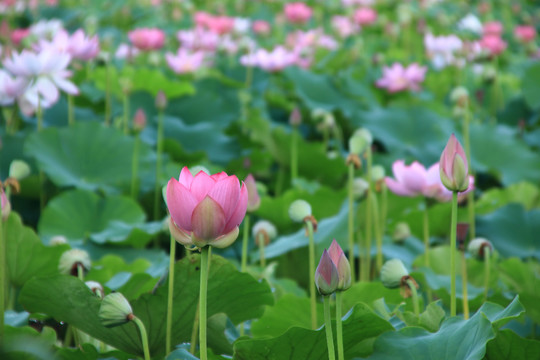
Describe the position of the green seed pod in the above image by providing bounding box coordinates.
[381,259,409,289]
[99,293,133,328]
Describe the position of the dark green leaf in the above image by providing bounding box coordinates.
[485,329,540,360]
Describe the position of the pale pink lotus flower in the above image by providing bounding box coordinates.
[234,18,251,34]
[193,11,235,35]
[30,19,63,40]
[376,63,427,93]
[514,25,536,43]
[115,43,140,60]
[37,29,99,61]
[331,16,359,38]
[424,33,463,69]
[177,28,220,52]
[287,29,338,51]
[341,0,375,6]
[240,46,298,72]
[0,69,29,105]
[128,28,165,51]
[483,21,503,36]
[166,48,206,74]
[479,34,507,56]
[245,174,261,212]
[284,2,313,24]
[253,20,271,35]
[353,7,377,26]
[166,167,248,248]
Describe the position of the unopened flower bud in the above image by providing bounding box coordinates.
[58,249,91,276]
[353,178,369,198]
[155,90,167,110]
[439,134,469,192]
[371,165,386,182]
[245,174,261,212]
[381,259,409,289]
[49,235,68,246]
[86,281,104,298]
[468,238,493,260]
[392,222,411,243]
[289,107,302,126]
[133,108,147,132]
[349,128,373,155]
[9,160,31,180]
[315,249,339,295]
[450,87,469,107]
[328,239,351,291]
[252,220,277,246]
[289,199,312,223]
[99,292,134,328]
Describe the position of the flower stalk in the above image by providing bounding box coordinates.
[335,291,344,360]
[153,108,165,220]
[131,134,140,198]
[323,295,336,360]
[68,94,75,126]
[362,147,373,282]
[240,215,250,273]
[450,191,458,316]
[132,316,151,360]
[483,247,491,301]
[258,233,266,268]
[306,220,317,329]
[0,205,4,343]
[347,162,356,283]
[166,234,176,354]
[406,278,420,316]
[199,246,210,360]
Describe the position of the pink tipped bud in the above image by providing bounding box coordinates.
[133,108,147,131]
[439,134,469,192]
[315,249,339,295]
[289,107,302,126]
[245,174,261,212]
[155,90,167,110]
[328,239,351,291]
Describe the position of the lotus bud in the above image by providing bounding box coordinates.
[289,107,302,126]
[49,235,68,246]
[58,249,91,276]
[349,128,373,155]
[9,160,31,180]
[1,189,10,221]
[252,220,277,247]
[353,178,369,198]
[189,165,210,175]
[315,249,339,295]
[456,222,470,250]
[86,281,104,299]
[133,108,147,132]
[155,90,168,110]
[381,259,409,289]
[245,174,261,212]
[450,87,469,107]
[289,199,312,223]
[439,134,469,192]
[468,238,493,260]
[392,222,411,243]
[99,292,134,328]
[328,240,351,291]
[119,78,133,95]
[371,165,386,182]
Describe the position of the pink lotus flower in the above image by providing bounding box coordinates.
[353,7,377,26]
[240,46,298,72]
[331,16,359,38]
[166,48,206,74]
[11,28,30,46]
[483,21,503,36]
[376,63,427,93]
[328,240,351,291]
[284,2,313,25]
[479,34,507,56]
[177,28,219,52]
[0,69,29,106]
[424,33,463,69]
[167,167,248,248]
[128,28,165,51]
[37,29,99,61]
[207,16,235,35]
[245,174,261,212]
[115,43,140,60]
[315,249,339,295]
[439,134,469,192]
[514,25,536,43]
[253,20,271,35]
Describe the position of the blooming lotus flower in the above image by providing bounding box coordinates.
[331,16,359,38]
[514,25,536,43]
[166,48,206,74]
[315,249,339,295]
[479,35,507,56]
[252,20,271,35]
[240,46,298,72]
[376,63,427,93]
[439,134,469,192]
[245,174,261,212]
[424,33,463,70]
[483,21,503,36]
[457,14,483,35]
[284,2,312,24]
[353,8,377,26]
[0,69,29,106]
[115,43,140,60]
[207,16,235,35]
[328,240,351,291]
[167,167,248,249]
[37,29,99,61]
[30,19,63,40]
[128,28,165,51]
[177,28,220,52]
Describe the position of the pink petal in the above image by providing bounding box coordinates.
[391,160,407,183]
[385,177,417,197]
[211,172,229,181]
[166,178,198,232]
[178,166,193,188]
[191,195,226,241]
[328,239,344,265]
[208,175,240,220]
[400,161,427,193]
[190,171,216,201]
[223,182,248,233]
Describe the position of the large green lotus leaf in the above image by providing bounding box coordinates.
[4,212,69,288]
[38,189,160,246]
[234,303,393,360]
[250,294,325,338]
[476,204,540,259]
[522,61,540,110]
[341,282,412,314]
[92,66,194,99]
[485,329,540,360]
[19,254,273,358]
[2,326,57,360]
[365,297,524,360]
[469,124,540,185]
[402,301,446,332]
[475,181,540,215]
[56,344,132,360]
[24,122,159,194]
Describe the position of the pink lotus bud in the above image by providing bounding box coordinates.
[315,249,339,295]
[514,25,536,43]
[128,28,165,51]
[133,108,147,131]
[289,107,302,126]
[284,2,313,25]
[245,174,261,212]
[11,28,30,46]
[483,21,503,36]
[479,35,507,56]
[439,134,469,192]
[155,90,168,110]
[328,239,351,291]
[253,20,271,35]
[353,8,377,26]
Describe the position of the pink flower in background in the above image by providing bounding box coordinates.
[240,46,298,72]
[331,16,359,38]
[177,28,220,52]
[353,8,377,26]
[253,20,271,35]
[376,63,427,93]
[245,174,261,212]
[479,34,507,55]
[207,16,235,35]
[0,69,29,105]
[166,167,248,248]
[128,28,165,51]
[483,21,503,36]
[166,48,206,74]
[11,28,30,45]
[514,25,536,43]
[284,2,312,24]
[424,33,463,69]
[115,43,140,60]
[68,29,99,60]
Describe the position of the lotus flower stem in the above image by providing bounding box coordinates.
[37,101,46,210]
[380,182,387,240]
[105,60,111,126]
[77,264,84,281]
[422,203,430,268]
[406,279,420,316]
[463,102,475,241]
[199,246,210,360]
[241,215,250,273]
[130,135,140,198]
[166,234,176,354]
[132,316,151,360]
[372,192,383,274]
[347,163,356,283]
[460,250,469,319]
[0,206,4,343]
[450,191,458,316]
[123,93,130,135]
[68,94,75,126]
[483,247,491,302]
[335,291,344,360]
[258,233,266,268]
[306,220,318,329]
[189,300,200,355]
[153,109,164,220]
[323,295,336,360]
[362,147,373,282]
[291,129,298,185]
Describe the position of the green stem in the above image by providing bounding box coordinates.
[189,300,200,355]
[241,215,250,273]
[362,148,373,282]
[463,101,475,241]
[123,93,130,135]
[166,235,176,354]
[68,94,74,126]
[37,101,45,210]
[461,251,469,320]
[423,204,430,268]
[131,135,140,199]
[323,296,336,360]
[347,163,356,283]
[77,264,84,282]
[450,191,458,316]
[406,279,420,316]
[132,316,151,360]
[335,292,344,360]
[0,206,4,344]
[306,220,317,329]
[258,233,266,268]
[380,182,387,239]
[153,110,164,220]
[199,246,209,360]
[483,247,491,302]
[105,61,111,126]
[291,127,298,185]
[372,191,383,273]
